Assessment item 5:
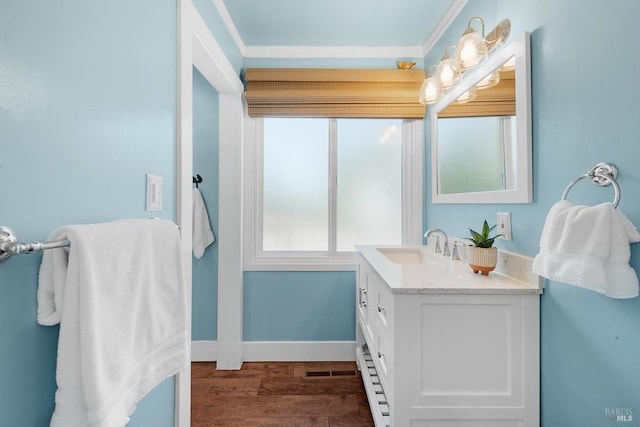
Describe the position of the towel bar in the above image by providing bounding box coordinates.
[0,220,180,264]
[561,162,620,208]
[0,226,70,263]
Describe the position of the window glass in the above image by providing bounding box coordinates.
[336,119,402,251]
[263,118,329,251]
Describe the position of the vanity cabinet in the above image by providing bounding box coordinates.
[356,251,540,427]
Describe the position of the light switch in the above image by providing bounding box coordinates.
[146,174,162,211]
[497,212,512,241]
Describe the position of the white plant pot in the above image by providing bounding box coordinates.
[466,246,498,276]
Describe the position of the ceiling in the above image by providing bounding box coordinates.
[216,0,466,58]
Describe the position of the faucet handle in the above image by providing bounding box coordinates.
[433,236,441,254]
[442,240,451,257]
[451,242,460,260]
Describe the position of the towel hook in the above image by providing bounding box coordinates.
[193,174,203,189]
[561,162,621,208]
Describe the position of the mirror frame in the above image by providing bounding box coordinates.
[431,32,531,203]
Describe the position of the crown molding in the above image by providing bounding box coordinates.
[213,0,466,60]
[244,45,424,59]
[213,0,247,56]
[422,0,468,56]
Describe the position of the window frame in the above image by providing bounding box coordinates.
[243,117,423,271]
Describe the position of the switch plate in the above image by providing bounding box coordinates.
[497,212,512,241]
[146,174,163,211]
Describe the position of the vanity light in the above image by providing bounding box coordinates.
[500,56,516,72]
[419,65,442,105]
[454,17,488,71]
[435,45,460,90]
[453,87,477,104]
[418,17,511,107]
[475,70,501,89]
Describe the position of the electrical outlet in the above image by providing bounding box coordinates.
[497,212,512,241]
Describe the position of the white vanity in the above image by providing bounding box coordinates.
[356,245,542,427]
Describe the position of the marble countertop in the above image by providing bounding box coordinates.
[356,244,543,295]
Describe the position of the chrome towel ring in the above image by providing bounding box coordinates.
[561,162,621,208]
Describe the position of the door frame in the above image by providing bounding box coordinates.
[176,1,244,425]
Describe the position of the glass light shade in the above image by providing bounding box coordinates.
[476,70,500,89]
[455,30,488,71]
[454,87,477,104]
[436,56,459,90]
[500,56,516,72]
[419,76,442,105]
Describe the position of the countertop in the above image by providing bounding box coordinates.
[356,244,543,295]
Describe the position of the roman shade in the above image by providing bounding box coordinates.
[244,68,425,118]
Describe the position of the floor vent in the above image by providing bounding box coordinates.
[303,369,358,379]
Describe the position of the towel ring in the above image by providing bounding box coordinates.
[561,162,621,208]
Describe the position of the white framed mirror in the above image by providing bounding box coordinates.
[431,32,531,203]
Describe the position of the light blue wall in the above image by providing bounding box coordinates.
[192,0,244,75]
[424,1,640,425]
[0,1,177,425]
[192,67,219,340]
[244,272,356,341]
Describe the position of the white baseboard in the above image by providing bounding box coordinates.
[192,340,218,362]
[191,340,356,362]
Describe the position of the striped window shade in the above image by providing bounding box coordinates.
[244,68,426,119]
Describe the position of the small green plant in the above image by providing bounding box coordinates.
[468,220,502,248]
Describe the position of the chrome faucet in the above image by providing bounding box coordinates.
[424,228,450,257]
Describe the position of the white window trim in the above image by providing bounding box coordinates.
[243,117,423,271]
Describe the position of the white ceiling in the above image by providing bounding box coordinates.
[215,0,466,58]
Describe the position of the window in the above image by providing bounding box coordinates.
[244,117,423,270]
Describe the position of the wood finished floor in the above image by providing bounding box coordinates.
[191,362,374,427]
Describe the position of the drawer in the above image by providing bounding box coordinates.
[368,272,394,345]
[372,329,394,401]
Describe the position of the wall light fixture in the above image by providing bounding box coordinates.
[418,18,511,106]
[419,65,442,105]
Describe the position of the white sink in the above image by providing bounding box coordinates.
[377,247,424,264]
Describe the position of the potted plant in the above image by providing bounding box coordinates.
[466,220,502,276]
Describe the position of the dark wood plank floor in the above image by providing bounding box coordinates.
[192,362,374,427]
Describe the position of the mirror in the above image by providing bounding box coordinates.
[431,32,531,203]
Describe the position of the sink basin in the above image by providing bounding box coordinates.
[377,247,424,264]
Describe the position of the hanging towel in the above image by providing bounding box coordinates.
[37,219,188,427]
[192,187,215,259]
[532,200,640,298]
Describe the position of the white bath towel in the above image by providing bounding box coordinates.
[532,200,640,298]
[192,188,215,259]
[37,219,189,427]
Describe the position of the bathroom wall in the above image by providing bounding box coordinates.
[2,1,179,425]
[424,1,640,425]
[244,272,356,341]
[192,67,219,340]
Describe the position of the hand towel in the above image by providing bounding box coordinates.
[532,200,640,298]
[37,219,189,427]
[193,187,215,259]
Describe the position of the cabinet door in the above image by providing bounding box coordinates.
[409,294,528,411]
